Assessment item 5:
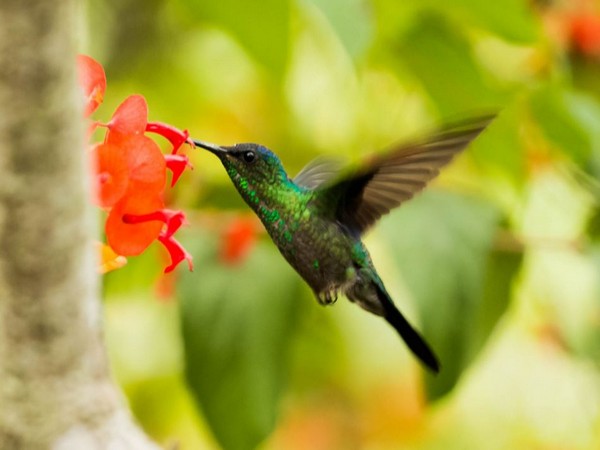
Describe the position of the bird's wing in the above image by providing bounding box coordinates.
[293,157,345,190]
[317,115,494,234]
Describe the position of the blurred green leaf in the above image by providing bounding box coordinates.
[572,55,600,103]
[176,0,290,77]
[178,231,303,450]
[587,207,600,242]
[396,14,507,116]
[530,85,600,173]
[467,246,522,361]
[304,0,373,57]
[378,191,517,399]
[555,244,600,368]
[371,0,538,45]
[586,246,600,365]
[370,0,420,43]
[469,103,527,188]
[439,0,539,43]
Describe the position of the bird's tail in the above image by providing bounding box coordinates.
[374,281,440,373]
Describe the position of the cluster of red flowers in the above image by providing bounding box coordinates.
[77,55,193,273]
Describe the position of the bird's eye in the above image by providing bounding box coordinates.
[242,151,256,163]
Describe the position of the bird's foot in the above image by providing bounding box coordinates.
[317,290,338,306]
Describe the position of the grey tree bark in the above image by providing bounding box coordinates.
[0,1,160,448]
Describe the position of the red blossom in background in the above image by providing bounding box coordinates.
[569,13,600,57]
[77,55,194,273]
[542,1,600,60]
[219,216,259,265]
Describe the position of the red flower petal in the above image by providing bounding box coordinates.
[77,55,106,117]
[121,135,166,195]
[106,94,148,142]
[146,122,193,154]
[91,143,129,207]
[165,154,192,187]
[106,193,165,256]
[158,234,193,273]
[220,216,258,265]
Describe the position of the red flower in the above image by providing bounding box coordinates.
[146,122,192,154]
[159,234,193,273]
[79,55,194,273]
[91,142,129,208]
[105,94,149,146]
[77,55,106,117]
[108,204,192,272]
[106,193,165,256]
[570,13,600,57]
[165,154,193,187]
[220,216,259,265]
[119,134,167,195]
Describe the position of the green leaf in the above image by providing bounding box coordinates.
[378,191,520,399]
[370,0,539,45]
[304,0,373,57]
[583,246,600,365]
[177,0,290,77]
[467,246,522,361]
[587,207,600,242]
[178,231,303,450]
[440,0,539,43]
[530,85,600,174]
[468,102,527,189]
[396,14,506,116]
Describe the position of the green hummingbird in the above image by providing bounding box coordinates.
[194,116,492,373]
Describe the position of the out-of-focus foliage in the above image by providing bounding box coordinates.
[379,191,511,399]
[92,0,600,449]
[179,232,304,450]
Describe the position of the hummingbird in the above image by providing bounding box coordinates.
[194,116,493,373]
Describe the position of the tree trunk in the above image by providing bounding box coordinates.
[0,1,160,448]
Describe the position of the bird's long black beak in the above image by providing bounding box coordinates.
[192,139,228,155]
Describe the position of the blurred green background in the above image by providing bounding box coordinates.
[86,0,600,449]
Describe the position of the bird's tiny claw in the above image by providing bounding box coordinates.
[317,290,338,306]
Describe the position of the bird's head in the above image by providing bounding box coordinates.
[194,140,291,198]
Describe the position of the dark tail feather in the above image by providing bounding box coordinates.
[376,286,440,373]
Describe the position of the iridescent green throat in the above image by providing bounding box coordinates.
[222,159,311,246]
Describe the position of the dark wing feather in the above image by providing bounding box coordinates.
[320,115,494,234]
